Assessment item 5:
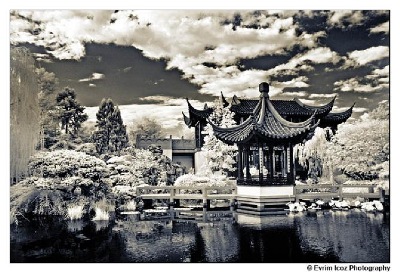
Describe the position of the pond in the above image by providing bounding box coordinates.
[10,209,389,263]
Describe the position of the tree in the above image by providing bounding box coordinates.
[326,102,389,181]
[93,98,129,154]
[10,47,41,183]
[201,99,237,175]
[55,87,88,135]
[36,67,60,149]
[109,107,129,152]
[129,117,164,143]
[294,127,332,183]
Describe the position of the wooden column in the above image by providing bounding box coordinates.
[245,146,250,180]
[258,143,263,183]
[202,187,209,222]
[268,146,274,179]
[169,188,175,219]
[237,145,243,180]
[289,143,295,185]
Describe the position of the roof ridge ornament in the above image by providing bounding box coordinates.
[259,82,270,97]
[231,95,240,105]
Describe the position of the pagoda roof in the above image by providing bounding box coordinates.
[220,91,229,108]
[183,87,353,128]
[320,103,355,126]
[183,98,213,126]
[230,96,336,117]
[210,83,319,145]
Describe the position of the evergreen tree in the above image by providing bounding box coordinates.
[110,107,129,152]
[93,98,129,154]
[55,87,88,135]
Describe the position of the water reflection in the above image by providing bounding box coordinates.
[294,210,390,263]
[10,210,389,263]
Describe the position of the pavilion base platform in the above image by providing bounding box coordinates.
[235,212,295,228]
[236,185,295,215]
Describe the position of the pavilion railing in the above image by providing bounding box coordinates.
[237,176,291,186]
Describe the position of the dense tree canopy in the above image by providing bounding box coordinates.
[129,117,164,144]
[294,102,389,183]
[326,102,389,181]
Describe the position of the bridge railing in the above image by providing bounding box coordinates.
[136,185,237,199]
[294,184,384,201]
[135,185,237,221]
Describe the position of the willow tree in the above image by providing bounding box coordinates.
[294,127,332,183]
[10,47,41,183]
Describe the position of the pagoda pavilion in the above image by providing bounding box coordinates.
[183,83,353,149]
[183,82,354,214]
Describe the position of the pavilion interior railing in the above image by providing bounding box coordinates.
[237,176,290,186]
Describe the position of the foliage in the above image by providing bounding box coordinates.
[174,173,235,188]
[129,116,164,144]
[28,149,109,181]
[201,99,237,175]
[55,87,88,135]
[10,47,41,183]
[92,98,129,154]
[75,142,98,156]
[326,102,389,181]
[10,150,112,223]
[107,147,185,206]
[36,67,60,149]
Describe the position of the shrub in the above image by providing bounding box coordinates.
[28,149,109,180]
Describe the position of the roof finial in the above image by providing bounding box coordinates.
[259,82,269,97]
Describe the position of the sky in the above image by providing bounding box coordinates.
[3,2,399,272]
[9,9,390,137]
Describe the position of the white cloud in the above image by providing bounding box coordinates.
[122,66,132,73]
[327,10,365,28]
[365,65,389,84]
[139,95,188,106]
[332,105,351,112]
[334,77,389,93]
[10,10,327,98]
[309,93,337,99]
[295,98,317,105]
[345,46,389,67]
[267,47,341,76]
[352,107,368,113]
[79,72,105,82]
[370,21,389,34]
[89,83,96,87]
[282,91,308,97]
[371,65,389,76]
